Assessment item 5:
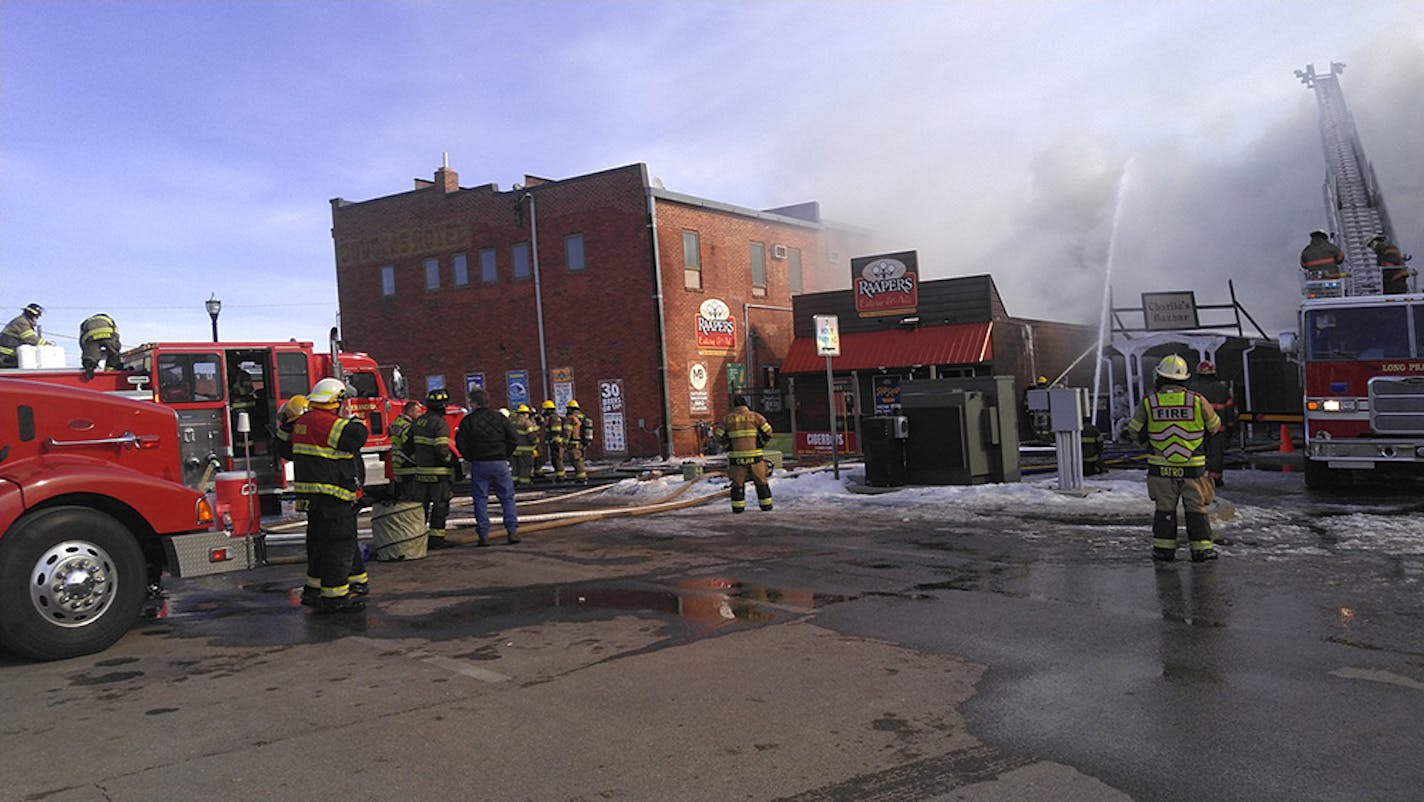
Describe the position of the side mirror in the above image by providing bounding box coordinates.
[1277,331,1297,357]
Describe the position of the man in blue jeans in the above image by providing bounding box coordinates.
[454,388,521,546]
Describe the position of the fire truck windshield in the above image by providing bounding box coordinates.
[1306,307,1414,361]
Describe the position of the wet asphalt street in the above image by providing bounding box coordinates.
[3,467,1422,801]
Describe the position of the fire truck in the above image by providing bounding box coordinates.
[0,378,261,660]
[3,333,404,509]
[1281,292,1424,489]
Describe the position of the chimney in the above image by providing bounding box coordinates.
[434,152,458,193]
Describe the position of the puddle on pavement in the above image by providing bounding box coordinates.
[144,576,849,650]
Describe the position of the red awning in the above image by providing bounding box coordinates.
[780,321,993,374]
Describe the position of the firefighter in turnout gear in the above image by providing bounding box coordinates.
[408,388,456,548]
[275,378,370,613]
[1365,233,1413,295]
[562,399,593,483]
[1128,355,1222,563]
[388,400,422,499]
[714,395,775,513]
[0,303,47,368]
[510,404,539,484]
[1191,360,1236,487]
[78,313,122,379]
[1300,230,1345,278]
[538,400,566,481]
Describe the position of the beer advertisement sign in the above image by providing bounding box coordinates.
[696,298,736,354]
[852,251,919,318]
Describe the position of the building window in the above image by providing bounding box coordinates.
[380,264,395,296]
[513,242,531,280]
[480,248,497,283]
[565,234,585,272]
[788,247,803,294]
[750,242,767,297]
[683,230,702,290]
[424,256,440,291]
[453,252,469,287]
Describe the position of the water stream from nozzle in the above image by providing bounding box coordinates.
[1093,157,1135,419]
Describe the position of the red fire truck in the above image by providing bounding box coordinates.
[0,378,261,660]
[1281,292,1424,489]
[4,334,403,508]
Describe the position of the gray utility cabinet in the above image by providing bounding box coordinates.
[898,376,1020,485]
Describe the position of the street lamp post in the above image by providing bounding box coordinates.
[206,293,222,343]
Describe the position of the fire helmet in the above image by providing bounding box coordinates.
[1310,229,1329,239]
[566,399,580,410]
[1197,360,1216,375]
[308,377,349,406]
[279,394,309,422]
[541,399,557,410]
[1365,233,1384,247]
[23,303,43,317]
[425,388,450,408]
[516,403,532,413]
[1155,354,1191,382]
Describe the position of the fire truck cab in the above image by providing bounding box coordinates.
[116,341,399,503]
[1280,292,1424,489]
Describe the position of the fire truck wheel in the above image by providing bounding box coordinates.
[1303,459,1339,491]
[0,506,147,661]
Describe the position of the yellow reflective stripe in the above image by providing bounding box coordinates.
[321,583,351,598]
[292,481,358,501]
[1151,538,1177,549]
[327,417,350,450]
[291,443,355,459]
[413,434,449,446]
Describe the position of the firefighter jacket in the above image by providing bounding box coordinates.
[388,413,417,479]
[540,412,565,449]
[563,410,594,448]
[512,413,540,456]
[1300,238,1345,273]
[276,408,369,502]
[1190,376,1237,429]
[1370,239,1410,289]
[1127,385,1221,471]
[0,314,44,360]
[714,405,774,465]
[79,314,119,345]
[407,411,453,482]
[455,407,518,462]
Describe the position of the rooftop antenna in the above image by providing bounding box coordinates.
[442,151,449,169]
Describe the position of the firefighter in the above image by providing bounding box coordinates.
[714,395,775,513]
[562,399,594,483]
[538,400,566,481]
[1080,417,1106,475]
[275,379,369,613]
[1191,360,1236,487]
[388,400,422,499]
[0,303,47,368]
[408,388,456,549]
[510,404,540,485]
[1365,233,1413,295]
[1128,355,1222,563]
[78,313,122,379]
[1300,230,1345,279]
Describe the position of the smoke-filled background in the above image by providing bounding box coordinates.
[2,1,1421,348]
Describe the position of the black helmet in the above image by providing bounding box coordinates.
[425,388,450,407]
[731,395,749,407]
[1310,229,1329,239]
[23,303,43,317]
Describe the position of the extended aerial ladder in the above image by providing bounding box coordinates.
[1296,62,1400,297]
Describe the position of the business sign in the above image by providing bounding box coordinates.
[873,375,901,415]
[1142,291,1200,331]
[689,362,710,413]
[598,378,627,455]
[696,298,736,354]
[551,366,574,411]
[465,372,484,398]
[726,363,745,394]
[813,314,840,357]
[506,369,530,409]
[795,430,858,454]
[852,250,919,318]
[425,374,446,393]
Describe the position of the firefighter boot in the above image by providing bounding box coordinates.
[316,594,367,614]
[1187,512,1217,562]
[426,529,456,550]
[1151,510,1178,562]
[300,585,321,607]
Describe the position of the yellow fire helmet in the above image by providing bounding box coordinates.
[566,399,580,410]
[279,394,309,422]
[541,400,557,410]
[516,403,532,413]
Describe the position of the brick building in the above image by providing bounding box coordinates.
[331,161,879,458]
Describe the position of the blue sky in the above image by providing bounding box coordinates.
[3,1,1421,360]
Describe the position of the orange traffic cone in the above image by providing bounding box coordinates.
[1279,423,1295,453]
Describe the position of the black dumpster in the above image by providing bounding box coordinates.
[862,415,909,487]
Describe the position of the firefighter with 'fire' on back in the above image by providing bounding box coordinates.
[275,380,370,614]
[1129,355,1222,563]
[714,395,775,514]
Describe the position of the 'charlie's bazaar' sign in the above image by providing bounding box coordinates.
[695,298,736,353]
[852,251,919,317]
